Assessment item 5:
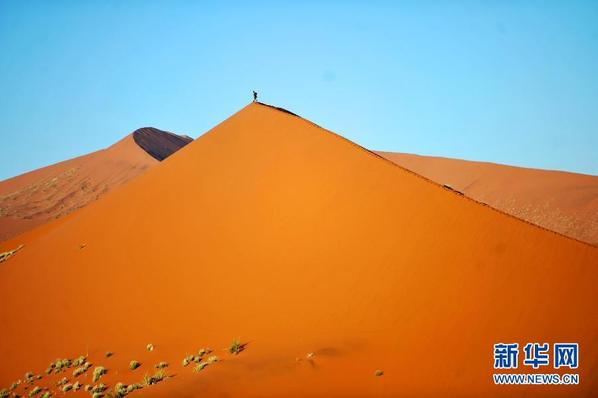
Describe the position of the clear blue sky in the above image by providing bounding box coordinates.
[1,0,597,180]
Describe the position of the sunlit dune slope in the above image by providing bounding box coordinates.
[0,103,596,397]
[376,152,598,246]
[0,128,192,241]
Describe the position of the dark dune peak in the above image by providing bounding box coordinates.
[132,127,193,161]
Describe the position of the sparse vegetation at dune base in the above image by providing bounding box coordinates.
[228,338,244,355]
[0,245,24,263]
[129,360,141,371]
[92,366,107,383]
[2,339,244,397]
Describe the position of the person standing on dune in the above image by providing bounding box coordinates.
[253,91,258,102]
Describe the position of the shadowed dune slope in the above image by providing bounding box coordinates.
[0,103,596,397]
[376,152,598,246]
[133,127,193,161]
[0,128,192,241]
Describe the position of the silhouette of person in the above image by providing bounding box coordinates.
[253,91,258,102]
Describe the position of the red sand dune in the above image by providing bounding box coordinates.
[376,152,598,246]
[0,128,192,242]
[0,103,596,397]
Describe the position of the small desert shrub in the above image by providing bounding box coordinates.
[146,343,154,352]
[56,377,68,386]
[73,367,85,377]
[73,382,81,391]
[105,352,113,358]
[182,355,193,367]
[112,382,142,398]
[91,384,107,393]
[84,385,92,392]
[28,386,41,397]
[0,389,8,398]
[193,362,208,372]
[92,393,103,398]
[73,361,92,377]
[57,359,71,372]
[49,359,72,374]
[112,383,128,398]
[40,392,51,398]
[62,384,72,392]
[10,382,18,390]
[374,369,384,377]
[229,339,242,355]
[24,372,34,382]
[92,367,107,383]
[201,348,212,356]
[191,348,212,364]
[72,356,86,367]
[126,384,142,393]
[142,370,165,387]
[155,362,168,369]
[207,355,219,364]
[129,360,141,370]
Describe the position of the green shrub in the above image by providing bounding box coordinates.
[72,356,86,367]
[229,339,242,355]
[62,384,72,392]
[91,384,107,393]
[113,383,128,397]
[129,361,141,371]
[48,359,73,374]
[146,344,154,352]
[126,384,142,393]
[182,355,194,367]
[193,362,208,372]
[92,367,107,383]
[155,362,168,369]
[28,386,41,397]
[142,370,165,386]
[73,366,85,377]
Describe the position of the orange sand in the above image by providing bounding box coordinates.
[0,128,191,242]
[0,103,596,397]
[377,152,598,246]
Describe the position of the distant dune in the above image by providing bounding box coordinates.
[0,128,192,241]
[376,152,598,246]
[0,103,595,397]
